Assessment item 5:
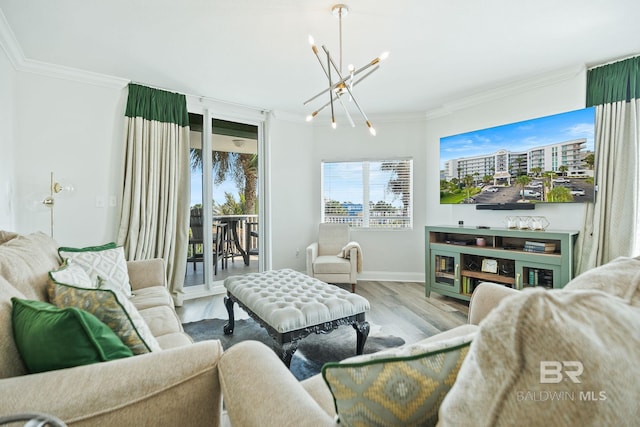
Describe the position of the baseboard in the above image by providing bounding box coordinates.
[183,283,226,301]
[357,271,425,283]
[182,271,425,301]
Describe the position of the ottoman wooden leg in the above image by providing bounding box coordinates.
[280,341,299,368]
[353,321,370,355]
[223,295,235,335]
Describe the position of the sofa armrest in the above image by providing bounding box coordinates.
[468,282,519,325]
[0,340,223,427]
[306,242,319,276]
[127,258,167,290]
[219,340,335,427]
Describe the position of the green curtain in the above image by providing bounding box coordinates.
[118,83,190,305]
[575,56,640,273]
[586,56,640,106]
[125,84,189,126]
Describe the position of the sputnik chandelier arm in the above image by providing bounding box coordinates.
[304,4,389,136]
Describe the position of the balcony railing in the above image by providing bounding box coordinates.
[324,215,412,229]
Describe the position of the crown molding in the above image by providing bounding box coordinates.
[0,8,22,69]
[18,58,129,89]
[0,9,128,89]
[424,65,586,120]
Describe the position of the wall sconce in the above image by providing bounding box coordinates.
[42,172,74,238]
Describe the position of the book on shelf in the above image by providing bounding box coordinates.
[461,276,480,295]
[526,269,554,288]
[439,257,454,272]
[523,241,556,253]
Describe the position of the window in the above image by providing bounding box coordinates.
[322,159,413,229]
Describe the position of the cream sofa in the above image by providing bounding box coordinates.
[0,231,223,426]
[219,256,640,426]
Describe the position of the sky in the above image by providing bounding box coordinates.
[439,107,595,169]
[190,173,239,207]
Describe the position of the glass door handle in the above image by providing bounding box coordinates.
[516,273,521,290]
[455,264,459,280]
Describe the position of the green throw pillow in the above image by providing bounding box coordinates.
[322,332,474,427]
[58,243,133,297]
[11,298,133,373]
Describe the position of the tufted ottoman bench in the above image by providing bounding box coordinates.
[223,269,370,367]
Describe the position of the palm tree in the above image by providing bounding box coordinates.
[462,175,474,201]
[515,175,531,201]
[190,149,258,214]
[381,161,411,217]
[547,186,573,202]
[558,165,568,177]
[584,153,595,169]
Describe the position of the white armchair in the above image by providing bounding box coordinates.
[306,223,362,293]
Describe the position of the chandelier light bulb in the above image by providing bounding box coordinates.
[308,35,315,46]
[332,120,337,129]
[367,121,376,136]
[379,51,390,61]
[307,111,318,122]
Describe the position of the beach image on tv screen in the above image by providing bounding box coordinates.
[439,107,595,205]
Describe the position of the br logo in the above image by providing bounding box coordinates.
[540,361,583,384]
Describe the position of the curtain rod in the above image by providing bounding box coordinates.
[587,53,640,70]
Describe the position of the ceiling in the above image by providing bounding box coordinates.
[2,0,640,120]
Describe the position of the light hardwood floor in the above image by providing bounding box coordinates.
[178,281,469,427]
[177,280,469,345]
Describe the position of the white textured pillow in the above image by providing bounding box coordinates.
[59,244,132,297]
[49,261,94,289]
[563,256,640,307]
[438,288,640,426]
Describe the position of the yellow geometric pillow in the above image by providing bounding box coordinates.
[322,332,474,427]
[47,280,161,355]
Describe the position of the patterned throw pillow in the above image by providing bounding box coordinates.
[58,243,133,297]
[47,279,161,354]
[322,332,475,427]
[49,261,94,289]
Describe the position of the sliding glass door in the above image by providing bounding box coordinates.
[185,110,263,294]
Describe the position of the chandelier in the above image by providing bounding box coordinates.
[304,4,389,136]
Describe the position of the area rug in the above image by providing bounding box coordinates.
[183,318,405,381]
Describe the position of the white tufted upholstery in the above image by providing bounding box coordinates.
[224,269,370,333]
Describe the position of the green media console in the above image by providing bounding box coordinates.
[425,225,579,301]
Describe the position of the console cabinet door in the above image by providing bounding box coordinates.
[514,261,561,290]
[431,251,460,295]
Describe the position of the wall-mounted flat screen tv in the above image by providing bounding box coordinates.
[439,107,595,205]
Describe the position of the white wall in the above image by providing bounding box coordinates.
[425,70,589,232]
[307,116,428,282]
[2,54,589,282]
[0,44,15,230]
[12,72,127,246]
[268,116,316,272]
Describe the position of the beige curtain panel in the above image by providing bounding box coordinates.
[117,84,190,306]
[576,56,640,273]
